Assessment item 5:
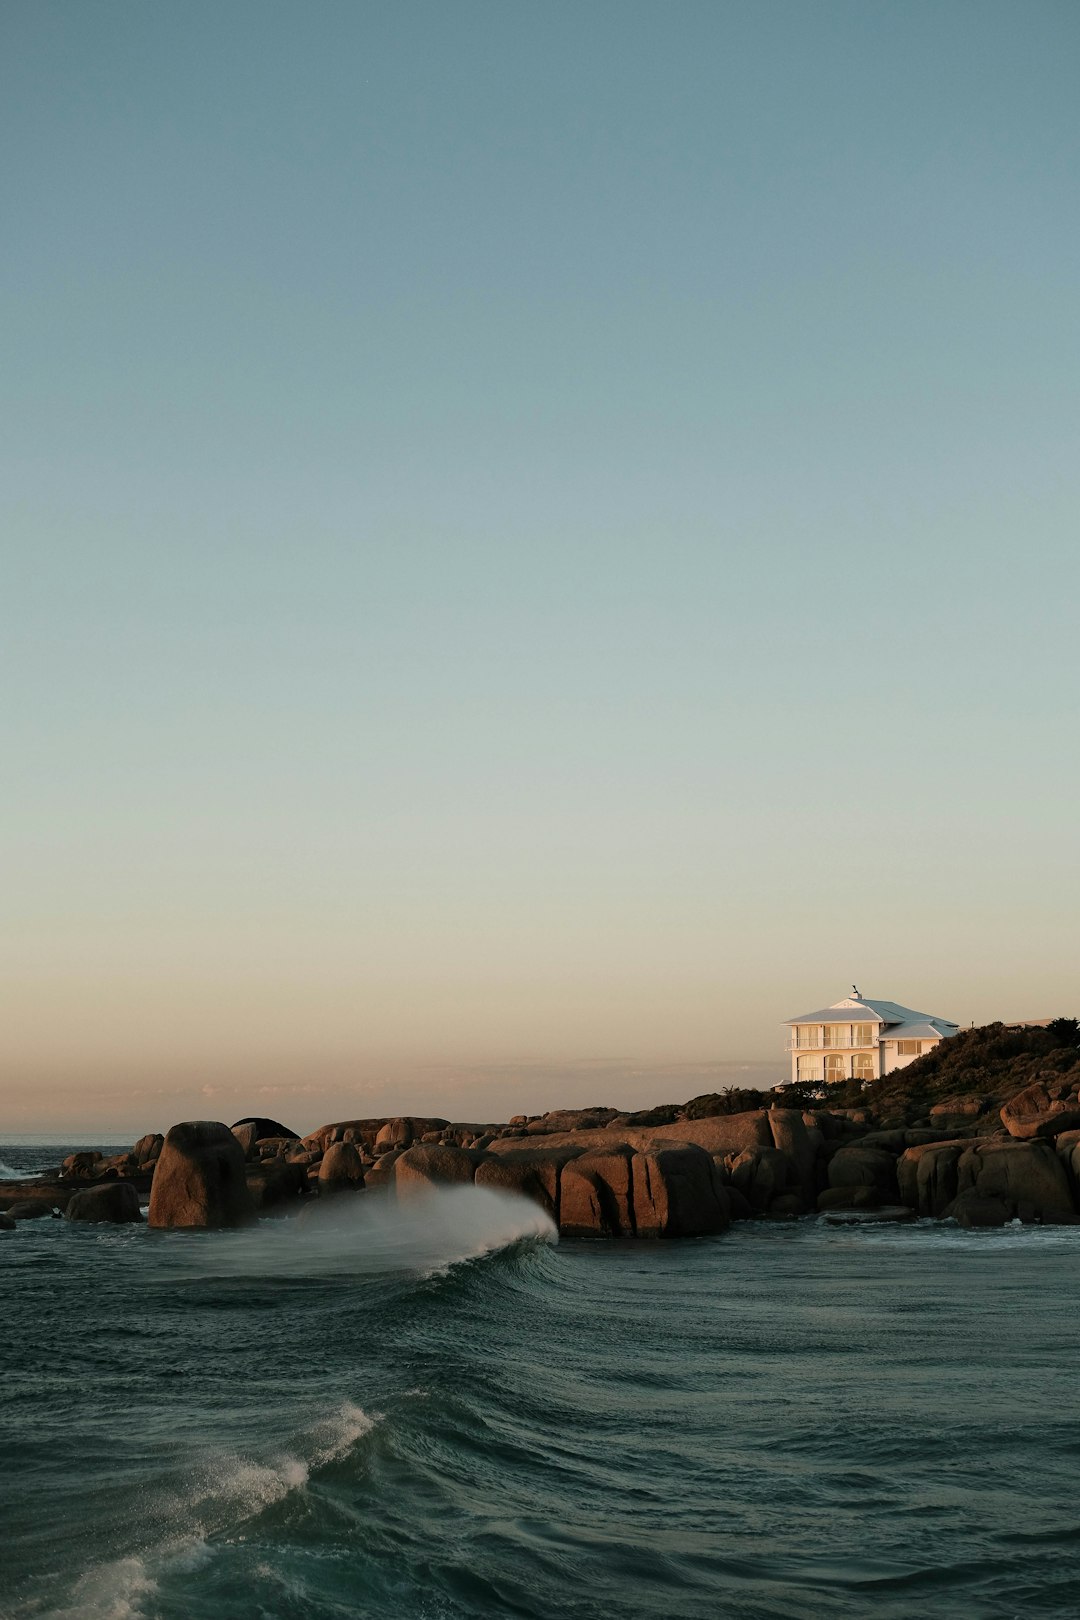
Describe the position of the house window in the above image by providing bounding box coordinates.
[796,1026,822,1049]
[823,1025,851,1047]
[797,1056,824,1082]
[852,1053,874,1081]
[897,1039,922,1056]
[825,1054,846,1082]
[853,1024,873,1046]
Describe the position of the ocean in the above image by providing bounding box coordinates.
[2,1141,1079,1620]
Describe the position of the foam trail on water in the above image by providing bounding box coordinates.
[34,1402,381,1620]
[167,1183,557,1280]
[35,1556,157,1620]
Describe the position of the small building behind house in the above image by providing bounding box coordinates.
[783,987,959,1088]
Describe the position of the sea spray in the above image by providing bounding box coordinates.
[159,1183,558,1282]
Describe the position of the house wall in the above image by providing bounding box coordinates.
[880,1038,942,1075]
[789,1027,945,1084]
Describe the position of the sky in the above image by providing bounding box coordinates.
[2,1,1078,1136]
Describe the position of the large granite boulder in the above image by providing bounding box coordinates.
[473,1157,556,1217]
[948,1188,1011,1228]
[318,1142,366,1194]
[375,1118,414,1154]
[64,1183,142,1224]
[394,1143,475,1197]
[246,1161,308,1212]
[559,1148,635,1237]
[929,1095,991,1123]
[475,1144,579,1220]
[768,1109,818,1201]
[230,1116,299,1143]
[728,1146,793,1213]
[6,1200,57,1220]
[827,1145,899,1201]
[897,1140,970,1216]
[1000,1082,1080,1141]
[232,1122,259,1159]
[148,1121,255,1230]
[132,1133,164,1165]
[955,1139,1074,1222]
[62,1151,103,1180]
[631,1144,729,1238]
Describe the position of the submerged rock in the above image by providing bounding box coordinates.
[148,1120,255,1230]
[822,1206,915,1225]
[64,1183,142,1224]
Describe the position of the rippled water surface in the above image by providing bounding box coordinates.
[3,1141,1080,1620]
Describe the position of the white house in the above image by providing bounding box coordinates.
[783,987,959,1087]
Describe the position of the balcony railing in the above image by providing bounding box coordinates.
[785,1037,878,1052]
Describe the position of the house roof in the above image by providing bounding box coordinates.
[879,1019,957,1042]
[783,995,958,1032]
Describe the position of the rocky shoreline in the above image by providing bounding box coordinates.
[4,1061,1080,1238]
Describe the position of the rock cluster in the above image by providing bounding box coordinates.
[5,1044,1080,1237]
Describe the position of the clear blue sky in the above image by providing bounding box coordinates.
[2,1,1078,1133]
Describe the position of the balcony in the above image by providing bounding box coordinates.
[785,1034,879,1052]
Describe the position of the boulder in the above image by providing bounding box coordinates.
[817,1184,879,1211]
[0,1212,15,1231]
[394,1143,475,1197]
[246,1161,308,1212]
[473,1157,555,1218]
[375,1119,415,1154]
[256,1137,295,1160]
[64,1183,142,1224]
[61,1151,103,1179]
[768,1192,803,1219]
[729,1146,793,1213]
[475,1145,576,1219]
[823,1206,915,1225]
[955,1140,1074,1222]
[6,1200,57,1220]
[929,1095,991,1122]
[362,1154,400,1193]
[147,1120,255,1230]
[630,1144,729,1238]
[948,1189,1011,1228]
[317,1142,366,1194]
[827,1145,899,1200]
[230,1116,299,1143]
[559,1148,636,1237]
[768,1109,818,1201]
[132,1133,164,1165]
[232,1122,259,1160]
[1000,1082,1080,1141]
[897,1140,970,1216]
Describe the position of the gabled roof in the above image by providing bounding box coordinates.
[783,995,959,1031]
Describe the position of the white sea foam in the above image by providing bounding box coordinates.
[0,1160,36,1179]
[168,1183,557,1281]
[37,1401,379,1620]
[36,1555,157,1620]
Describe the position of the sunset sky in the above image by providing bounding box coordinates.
[3,1,1078,1135]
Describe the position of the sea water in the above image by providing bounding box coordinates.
[2,1140,1079,1620]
